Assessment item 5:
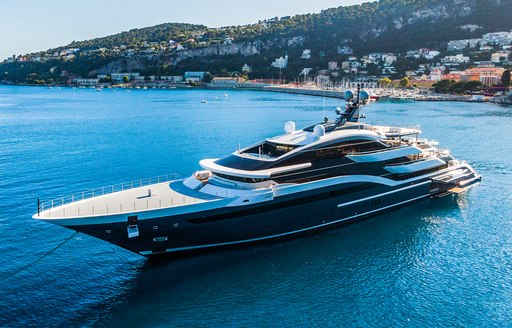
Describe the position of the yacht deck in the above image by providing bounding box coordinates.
[37,181,218,219]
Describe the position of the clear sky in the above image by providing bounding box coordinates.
[0,0,369,60]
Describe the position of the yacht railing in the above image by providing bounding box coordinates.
[367,125,422,138]
[38,173,180,213]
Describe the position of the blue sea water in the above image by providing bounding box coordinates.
[0,85,511,327]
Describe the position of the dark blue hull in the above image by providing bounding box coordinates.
[71,178,435,257]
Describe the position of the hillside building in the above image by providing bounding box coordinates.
[184,72,209,83]
[209,77,246,88]
[72,78,99,86]
[271,55,288,69]
[483,31,512,46]
[447,38,486,52]
[491,51,510,63]
[111,72,140,83]
[441,54,470,65]
[242,64,252,73]
[301,49,311,59]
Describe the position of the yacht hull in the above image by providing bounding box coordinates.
[64,178,442,257]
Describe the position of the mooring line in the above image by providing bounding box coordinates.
[0,232,78,282]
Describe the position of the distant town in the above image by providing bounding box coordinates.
[3,29,511,103]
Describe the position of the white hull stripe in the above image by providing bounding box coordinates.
[337,181,430,208]
[140,193,430,255]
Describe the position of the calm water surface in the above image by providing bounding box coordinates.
[0,86,511,327]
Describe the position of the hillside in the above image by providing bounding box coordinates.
[2,0,512,83]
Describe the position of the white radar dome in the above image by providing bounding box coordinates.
[359,91,370,101]
[313,125,325,138]
[284,121,296,134]
[345,90,354,100]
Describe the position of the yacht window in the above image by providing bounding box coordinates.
[242,142,298,158]
[276,139,386,166]
[214,172,269,183]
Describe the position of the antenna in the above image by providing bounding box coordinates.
[337,83,366,125]
[322,89,326,121]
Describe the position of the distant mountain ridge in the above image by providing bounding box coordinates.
[2,0,511,82]
[62,0,512,53]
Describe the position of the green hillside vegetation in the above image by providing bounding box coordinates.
[2,0,512,84]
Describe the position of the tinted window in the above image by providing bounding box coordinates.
[242,142,298,158]
[275,139,386,166]
[213,172,269,183]
[215,155,274,171]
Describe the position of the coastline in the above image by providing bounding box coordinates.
[1,82,511,105]
[260,85,512,105]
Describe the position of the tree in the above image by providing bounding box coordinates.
[462,80,482,93]
[448,81,466,93]
[99,75,112,83]
[501,69,511,90]
[379,77,392,88]
[399,77,409,88]
[203,72,213,83]
[122,75,129,83]
[433,79,456,93]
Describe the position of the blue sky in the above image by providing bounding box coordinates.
[0,0,369,60]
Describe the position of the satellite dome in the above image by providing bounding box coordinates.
[313,125,325,138]
[345,90,354,100]
[359,91,370,101]
[284,121,296,134]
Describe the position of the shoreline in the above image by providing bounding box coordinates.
[1,82,511,105]
[262,85,512,105]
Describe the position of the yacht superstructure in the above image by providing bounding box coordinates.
[34,89,481,257]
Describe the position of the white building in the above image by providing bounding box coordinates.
[382,53,397,66]
[447,38,486,52]
[369,53,383,61]
[111,72,141,82]
[424,50,440,60]
[72,78,99,86]
[337,46,354,55]
[491,51,510,63]
[441,54,470,65]
[382,67,397,75]
[159,76,184,82]
[300,68,313,76]
[406,50,420,59]
[480,74,502,86]
[301,49,311,59]
[271,55,288,69]
[185,72,208,83]
[209,77,245,88]
[483,31,512,46]
[429,69,444,81]
[242,64,252,73]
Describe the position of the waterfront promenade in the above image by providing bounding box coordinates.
[260,84,512,104]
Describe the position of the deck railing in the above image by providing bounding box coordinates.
[39,173,180,213]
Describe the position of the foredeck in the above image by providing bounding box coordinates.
[37,181,218,218]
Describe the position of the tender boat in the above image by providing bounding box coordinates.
[34,88,481,257]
